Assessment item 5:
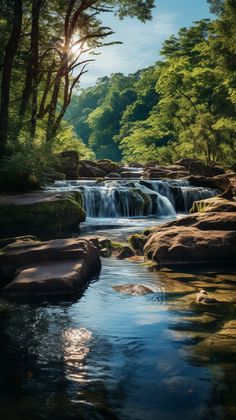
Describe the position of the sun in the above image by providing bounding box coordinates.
[70,36,88,57]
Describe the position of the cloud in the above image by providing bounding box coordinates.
[80,12,178,87]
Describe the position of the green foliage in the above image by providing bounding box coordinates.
[0,0,155,188]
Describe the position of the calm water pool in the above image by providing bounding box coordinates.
[0,256,235,420]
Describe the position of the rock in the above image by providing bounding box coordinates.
[117,246,135,259]
[1,238,101,298]
[42,167,66,182]
[129,162,144,168]
[58,151,79,179]
[105,172,122,179]
[128,234,147,253]
[113,284,156,295]
[175,158,221,177]
[78,161,106,178]
[0,236,37,249]
[96,160,122,174]
[144,161,158,168]
[218,187,234,200]
[120,171,142,178]
[146,169,189,179]
[0,191,85,237]
[195,289,220,304]
[212,166,225,176]
[144,212,236,266]
[188,174,230,191]
[191,196,236,213]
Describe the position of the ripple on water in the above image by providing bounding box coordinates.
[0,258,235,419]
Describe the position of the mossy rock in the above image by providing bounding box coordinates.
[111,241,124,251]
[128,234,147,252]
[0,192,85,237]
[190,197,236,213]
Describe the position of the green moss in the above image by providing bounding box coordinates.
[128,234,147,252]
[0,193,85,237]
[190,200,210,213]
[129,188,152,215]
[111,241,125,251]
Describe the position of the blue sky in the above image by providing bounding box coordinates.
[80,0,213,87]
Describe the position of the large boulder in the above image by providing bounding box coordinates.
[176,159,225,177]
[0,237,101,297]
[190,197,236,213]
[145,167,189,180]
[78,161,106,178]
[58,150,79,179]
[188,174,231,191]
[96,159,122,174]
[0,191,85,237]
[144,212,236,266]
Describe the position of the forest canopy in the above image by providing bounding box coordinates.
[0,0,154,188]
[66,0,236,167]
[0,0,235,190]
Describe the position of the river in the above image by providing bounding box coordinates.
[0,178,235,419]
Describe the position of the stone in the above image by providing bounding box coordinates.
[96,160,122,174]
[191,196,236,213]
[0,191,85,237]
[175,158,221,177]
[128,234,147,253]
[0,236,37,249]
[58,150,79,179]
[117,245,135,259]
[195,289,220,304]
[105,172,122,179]
[120,171,142,178]
[144,212,236,266]
[113,284,156,295]
[188,174,231,191]
[1,238,101,298]
[78,161,106,178]
[42,167,66,182]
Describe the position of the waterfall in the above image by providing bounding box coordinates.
[46,179,218,217]
[179,186,217,212]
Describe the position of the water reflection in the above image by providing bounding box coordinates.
[0,260,235,419]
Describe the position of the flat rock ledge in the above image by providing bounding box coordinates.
[144,210,236,267]
[0,237,101,298]
[0,191,85,237]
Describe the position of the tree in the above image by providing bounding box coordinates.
[0,0,22,155]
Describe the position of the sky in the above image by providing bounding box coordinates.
[80,0,213,88]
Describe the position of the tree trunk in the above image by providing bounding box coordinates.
[31,0,43,138]
[0,0,23,156]
[19,0,42,138]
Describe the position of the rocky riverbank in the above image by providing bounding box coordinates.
[109,196,236,267]
[0,191,85,237]
[0,236,103,298]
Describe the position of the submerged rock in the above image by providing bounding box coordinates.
[195,289,220,304]
[117,246,135,260]
[113,284,156,295]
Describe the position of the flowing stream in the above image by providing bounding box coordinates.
[0,178,235,419]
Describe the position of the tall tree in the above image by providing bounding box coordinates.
[0,0,22,155]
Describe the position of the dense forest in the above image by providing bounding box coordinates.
[66,0,236,167]
[0,0,154,189]
[0,0,235,192]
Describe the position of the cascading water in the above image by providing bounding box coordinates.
[77,180,176,217]
[47,179,218,217]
